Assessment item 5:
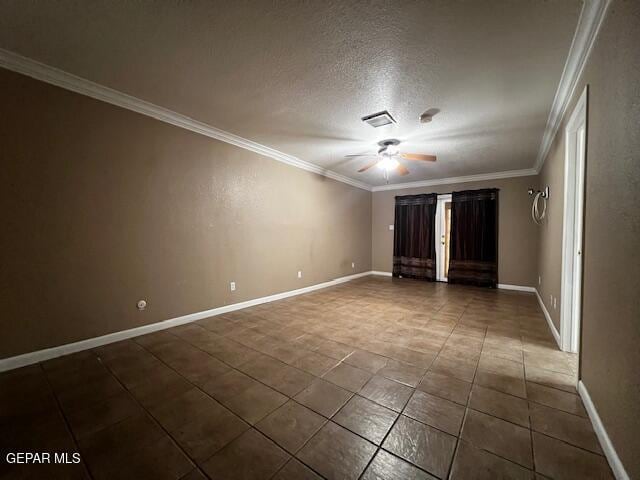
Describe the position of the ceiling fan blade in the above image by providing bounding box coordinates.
[401,153,437,162]
[396,164,410,176]
[358,160,379,173]
[345,153,377,158]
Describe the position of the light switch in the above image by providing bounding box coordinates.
[230,282,236,291]
[389,225,394,231]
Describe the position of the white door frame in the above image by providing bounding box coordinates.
[560,86,588,353]
[435,194,452,282]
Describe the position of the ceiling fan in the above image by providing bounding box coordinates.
[345,139,436,179]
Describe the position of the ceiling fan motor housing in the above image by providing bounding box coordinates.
[378,138,400,155]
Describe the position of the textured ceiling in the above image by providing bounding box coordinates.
[0,0,582,186]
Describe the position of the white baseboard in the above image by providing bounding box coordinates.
[372,274,535,292]
[578,380,629,480]
[0,271,374,372]
[497,284,536,292]
[535,288,561,348]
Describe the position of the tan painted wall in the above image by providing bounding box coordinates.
[372,176,539,287]
[0,68,372,359]
[536,1,640,476]
[537,133,565,329]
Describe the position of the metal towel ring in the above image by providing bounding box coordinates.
[528,187,549,225]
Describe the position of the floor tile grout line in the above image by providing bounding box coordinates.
[446,303,485,479]
[352,299,471,479]
[356,300,479,480]
[531,430,607,456]
[449,299,535,476]
[446,302,600,475]
[525,376,580,396]
[159,328,317,397]
[450,305,582,474]
[95,352,214,480]
[461,302,542,474]
[220,320,380,479]
[160,328,358,410]
[467,372,601,451]
[523,352,537,474]
[368,376,453,479]
[167,322,353,392]
[267,419,331,480]
[189,304,489,387]
[154,323,399,435]
[283,388,407,477]
[164,316,443,422]
[111,332,341,473]
[37,363,96,480]
[355,405,402,479]
[130,333,357,479]
[322,296,582,474]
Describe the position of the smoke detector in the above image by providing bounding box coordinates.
[361,110,396,128]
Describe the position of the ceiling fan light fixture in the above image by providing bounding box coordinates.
[377,157,399,171]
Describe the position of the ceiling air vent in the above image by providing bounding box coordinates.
[361,110,396,128]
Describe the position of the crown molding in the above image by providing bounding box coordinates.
[534,0,611,173]
[4,12,604,193]
[370,168,537,192]
[0,48,372,192]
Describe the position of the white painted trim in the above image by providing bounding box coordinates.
[371,271,393,277]
[371,274,536,293]
[534,0,610,172]
[497,284,536,293]
[370,275,536,294]
[0,271,373,372]
[535,289,561,348]
[0,48,371,192]
[371,169,537,192]
[560,86,588,353]
[578,380,630,480]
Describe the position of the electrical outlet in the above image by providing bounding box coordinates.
[297,271,302,279]
[137,300,147,311]
[389,225,394,231]
[230,282,236,291]
[351,262,355,269]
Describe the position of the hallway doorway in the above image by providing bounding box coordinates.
[436,194,452,282]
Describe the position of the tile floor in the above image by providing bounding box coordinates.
[0,277,614,479]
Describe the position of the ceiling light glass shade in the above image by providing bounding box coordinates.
[377,157,399,171]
